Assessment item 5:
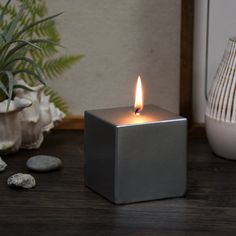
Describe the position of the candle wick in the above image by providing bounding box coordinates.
[134,108,141,116]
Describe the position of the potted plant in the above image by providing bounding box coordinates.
[0,0,82,153]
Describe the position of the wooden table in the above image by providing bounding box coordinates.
[0,130,236,236]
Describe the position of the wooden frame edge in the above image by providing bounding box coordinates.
[55,115,84,130]
[180,0,205,137]
[180,0,194,127]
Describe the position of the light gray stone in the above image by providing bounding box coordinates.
[7,173,36,189]
[26,155,62,172]
[0,157,7,172]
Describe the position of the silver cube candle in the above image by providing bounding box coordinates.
[84,104,187,204]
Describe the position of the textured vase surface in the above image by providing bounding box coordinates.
[206,37,236,160]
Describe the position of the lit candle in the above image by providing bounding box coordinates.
[134,76,143,116]
[84,76,187,204]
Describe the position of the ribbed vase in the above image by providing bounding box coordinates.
[206,37,236,160]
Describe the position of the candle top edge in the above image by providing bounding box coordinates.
[85,104,186,127]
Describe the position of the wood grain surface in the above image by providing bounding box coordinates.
[0,130,236,236]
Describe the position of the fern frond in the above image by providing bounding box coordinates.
[44,86,69,114]
[0,3,17,18]
[21,0,48,18]
[27,21,60,41]
[43,55,83,79]
[31,42,58,58]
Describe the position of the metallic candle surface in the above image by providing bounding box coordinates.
[84,78,187,204]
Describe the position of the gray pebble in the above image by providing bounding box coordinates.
[26,155,62,172]
[7,173,36,189]
[0,157,7,172]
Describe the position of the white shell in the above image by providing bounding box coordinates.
[0,80,65,154]
[206,37,236,160]
[16,81,65,149]
[0,97,32,154]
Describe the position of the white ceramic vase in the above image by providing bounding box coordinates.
[206,37,236,160]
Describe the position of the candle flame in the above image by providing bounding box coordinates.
[134,76,143,115]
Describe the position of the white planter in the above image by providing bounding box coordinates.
[206,37,236,160]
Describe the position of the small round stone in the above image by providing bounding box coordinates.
[7,173,36,189]
[26,155,62,172]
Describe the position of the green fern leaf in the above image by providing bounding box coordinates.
[43,55,83,79]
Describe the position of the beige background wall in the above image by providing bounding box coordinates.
[47,0,181,115]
